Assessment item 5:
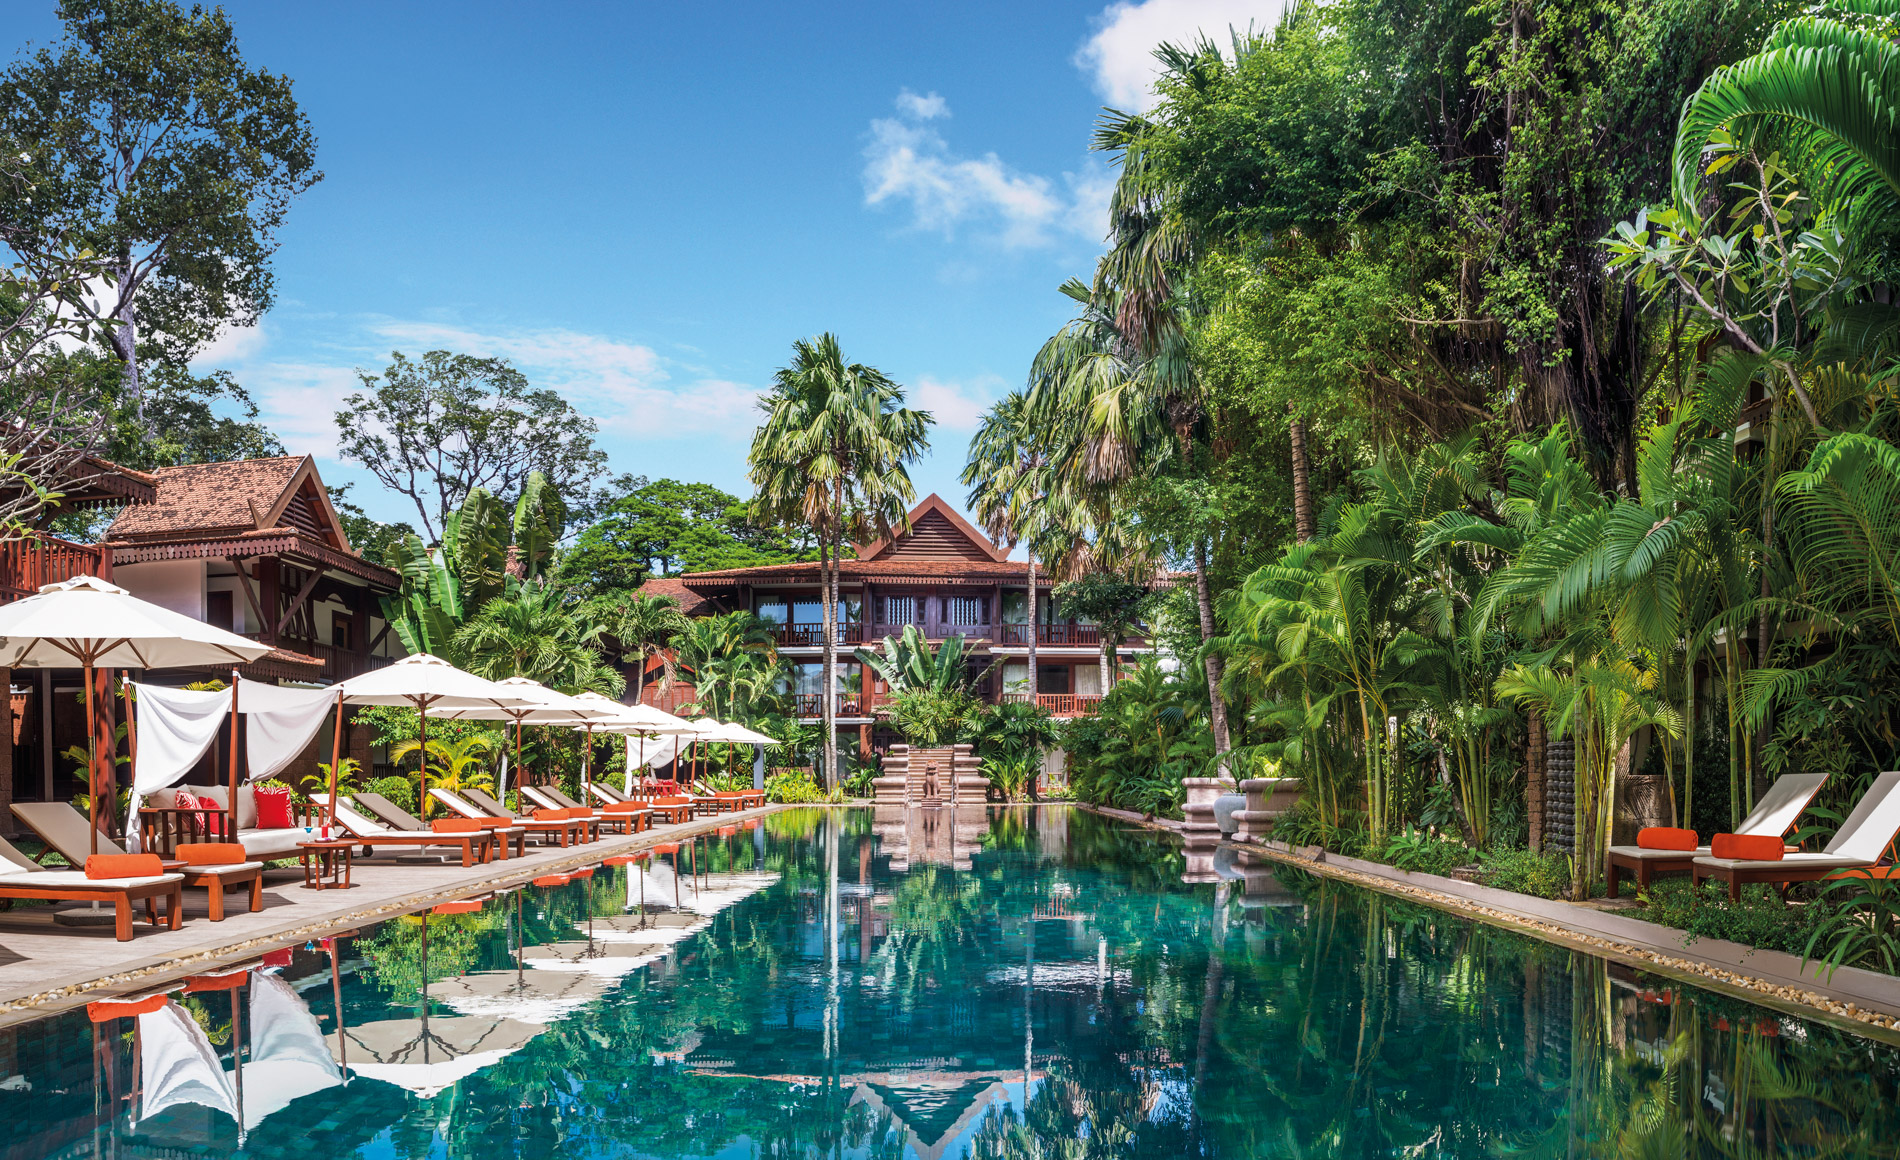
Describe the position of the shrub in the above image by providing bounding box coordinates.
[367,776,417,815]
[981,752,1040,802]
[1270,798,1370,857]
[766,770,827,804]
[1477,847,1570,899]
[1641,879,1838,955]
[1376,826,1471,876]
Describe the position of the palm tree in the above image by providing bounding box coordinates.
[451,580,622,695]
[963,391,1073,703]
[748,334,931,791]
[609,592,690,703]
[390,734,497,819]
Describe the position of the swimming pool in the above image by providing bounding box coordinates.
[3,806,1895,1158]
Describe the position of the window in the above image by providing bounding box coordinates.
[945,596,984,626]
[332,611,354,652]
[1000,591,1029,625]
[756,599,787,625]
[791,598,823,626]
[1037,666,1071,695]
[207,590,234,632]
[884,595,918,625]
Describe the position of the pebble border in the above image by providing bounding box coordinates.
[0,804,789,1027]
[1074,803,1900,1045]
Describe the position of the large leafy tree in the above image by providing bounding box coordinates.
[560,477,814,598]
[335,350,606,541]
[748,333,930,791]
[0,0,320,420]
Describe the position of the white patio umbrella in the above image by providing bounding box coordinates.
[533,691,692,802]
[0,576,271,852]
[431,676,621,801]
[586,701,699,793]
[332,655,535,822]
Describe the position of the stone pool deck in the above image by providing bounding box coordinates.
[1083,804,1900,1043]
[0,804,783,1028]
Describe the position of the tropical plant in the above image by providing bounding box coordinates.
[854,624,989,695]
[608,592,691,702]
[980,751,1040,802]
[885,687,982,749]
[749,333,931,791]
[672,611,784,721]
[389,733,498,818]
[964,390,1069,697]
[452,578,621,693]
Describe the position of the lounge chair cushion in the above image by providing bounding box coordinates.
[175,842,247,865]
[1608,844,1708,861]
[86,854,164,880]
[1693,851,1865,872]
[1637,827,1698,851]
[255,785,295,829]
[1712,833,1783,861]
[237,828,309,859]
[0,869,180,888]
[604,801,646,814]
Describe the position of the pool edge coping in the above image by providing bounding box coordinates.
[1072,802,1900,1045]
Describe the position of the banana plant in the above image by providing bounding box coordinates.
[854,624,994,694]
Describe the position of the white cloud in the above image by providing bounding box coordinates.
[1077,0,1281,112]
[189,319,270,366]
[243,362,361,458]
[368,320,666,410]
[862,91,1109,249]
[910,373,1005,432]
[894,88,949,120]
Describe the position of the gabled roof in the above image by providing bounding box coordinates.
[855,494,1007,564]
[105,455,351,551]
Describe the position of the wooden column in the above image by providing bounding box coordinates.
[257,559,280,647]
[92,665,117,838]
[0,666,11,836]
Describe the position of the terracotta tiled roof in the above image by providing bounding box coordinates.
[636,576,716,615]
[679,557,1046,586]
[106,456,306,540]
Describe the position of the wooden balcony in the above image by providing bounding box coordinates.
[999,692,1104,717]
[771,623,865,647]
[243,633,392,682]
[996,623,1101,646]
[0,533,110,603]
[640,683,699,715]
[792,692,883,718]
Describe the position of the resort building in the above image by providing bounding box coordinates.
[637,494,1156,754]
[0,455,402,832]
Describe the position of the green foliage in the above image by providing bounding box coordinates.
[885,688,982,748]
[1376,826,1472,876]
[764,769,826,804]
[1642,879,1838,955]
[1477,848,1573,900]
[979,751,1040,802]
[366,775,418,816]
[855,625,989,695]
[560,477,814,598]
[1803,873,1900,977]
[972,700,1063,764]
[1065,657,1205,818]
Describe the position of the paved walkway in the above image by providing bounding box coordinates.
[0,805,781,1027]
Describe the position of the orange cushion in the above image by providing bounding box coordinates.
[653,796,691,806]
[175,843,246,865]
[431,899,483,915]
[87,994,169,1022]
[183,972,247,993]
[532,874,570,886]
[604,801,646,814]
[1637,827,1698,851]
[85,854,164,880]
[431,818,484,834]
[533,808,571,822]
[1711,833,1784,861]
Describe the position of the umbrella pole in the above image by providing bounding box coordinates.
[328,936,348,1077]
[121,678,137,847]
[84,657,99,856]
[417,700,430,819]
[514,717,524,809]
[225,670,241,843]
[326,689,344,834]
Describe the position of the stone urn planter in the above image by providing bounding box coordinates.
[1234,778,1303,842]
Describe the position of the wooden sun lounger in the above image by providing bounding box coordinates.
[448,788,591,847]
[354,791,524,860]
[1692,771,1900,901]
[319,798,498,867]
[1605,772,1829,898]
[0,835,184,941]
[11,802,264,922]
[519,786,632,836]
[643,796,699,825]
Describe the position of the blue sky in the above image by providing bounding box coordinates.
[14,0,1270,530]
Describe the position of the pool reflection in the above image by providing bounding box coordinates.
[4,808,1899,1159]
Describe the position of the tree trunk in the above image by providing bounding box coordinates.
[1099,636,1112,698]
[1194,539,1232,762]
[109,290,142,426]
[633,650,646,704]
[1026,553,1038,708]
[1289,410,1315,543]
[820,538,837,793]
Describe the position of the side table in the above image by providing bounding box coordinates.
[298,840,355,890]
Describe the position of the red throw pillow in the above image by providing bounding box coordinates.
[254,785,294,829]
[1636,827,1698,851]
[194,795,228,837]
[431,818,483,833]
[1711,833,1784,861]
[174,842,246,865]
[85,853,164,880]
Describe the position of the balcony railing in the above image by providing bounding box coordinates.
[999,692,1105,717]
[996,623,1101,646]
[0,533,110,604]
[771,623,865,647]
[792,692,883,718]
[243,633,392,682]
[640,683,700,714]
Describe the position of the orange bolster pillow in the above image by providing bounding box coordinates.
[85,854,164,880]
[1636,827,1698,851]
[1711,833,1784,861]
[604,801,646,814]
[533,808,571,821]
[432,818,484,833]
[653,796,691,806]
[175,842,247,865]
[87,994,169,1022]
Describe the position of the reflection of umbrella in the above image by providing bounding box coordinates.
[327,1016,544,1098]
[643,867,779,917]
[523,941,668,978]
[240,973,343,1129]
[592,908,709,945]
[335,655,533,817]
[434,969,608,1024]
[139,1000,238,1126]
[0,576,270,851]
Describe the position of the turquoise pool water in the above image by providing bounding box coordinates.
[4,806,1897,1158]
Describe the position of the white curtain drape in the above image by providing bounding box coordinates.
[623,734,686,792]
[126,682,232,847]
[238,678,336,782]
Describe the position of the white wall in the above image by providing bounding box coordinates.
[115,559,205,620]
